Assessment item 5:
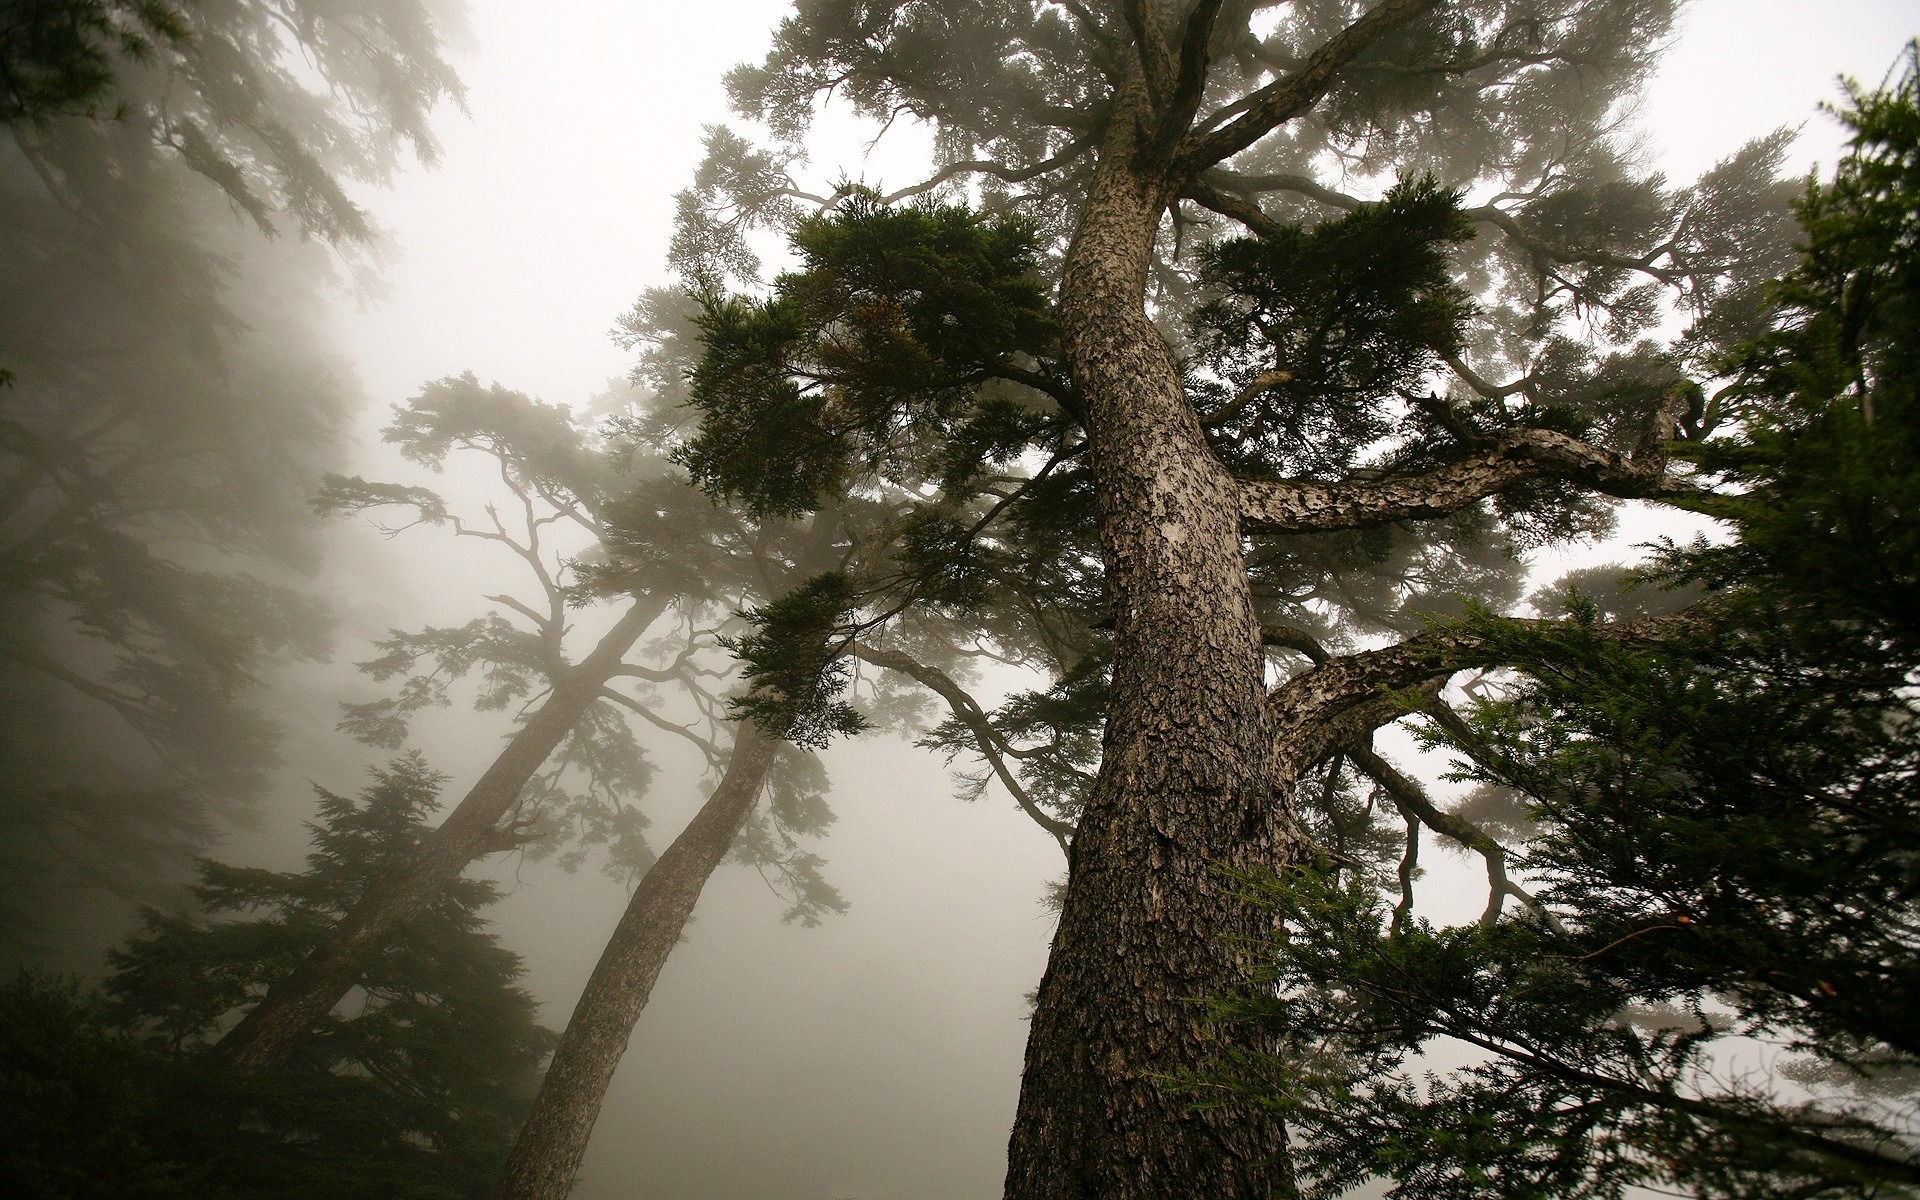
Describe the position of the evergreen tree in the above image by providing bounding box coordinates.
[0,756,552,1199]
[1203,44,1920,1199]
[655,4,1797,1194]
[0,0,463,956]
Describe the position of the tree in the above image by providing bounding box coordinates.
[0,756,552,1200]
[659,3,1801,1195]
[212,377,845,1072]
[0,0,463,955]
[1200,46,1920,1199]
[487,372,1096,1197]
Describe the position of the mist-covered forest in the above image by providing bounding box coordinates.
[3,2,1917,1198]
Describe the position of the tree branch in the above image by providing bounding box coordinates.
[597,686,723,765]
[1344,739,1560,932]
[1238,407,1691,534]
[1143,0,1226,166]
[876,134,1094,206]
[1267,606,1714,778]
[849,641,1074,854]
[1174,0,1443,177]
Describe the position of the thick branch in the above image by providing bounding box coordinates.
[1144,0,1226,165]
[1179,174,1285,237]
[1268,607,1713,778]
[1238,420,1689,534]
[1175,0,1444,176]
[1122,0,1176,103]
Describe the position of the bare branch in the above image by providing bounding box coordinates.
[876,135,1094,206]
[598,686,723,766]
[1344,739,1560,932]
[1180,173,1286,237]
[849,641,1074,854]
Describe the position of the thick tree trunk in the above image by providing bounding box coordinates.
[1003,84,1298,1200]
[493,721,779,1200]
[214,595,669,1073]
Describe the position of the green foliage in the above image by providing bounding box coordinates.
[0,0,186,123]
[1194,176,1476,478]
[1,758,552,1199]
[1675,43,1920,653]
[680,191,1060,518]
[720,572,869,748]
[1207,50,1920,1199]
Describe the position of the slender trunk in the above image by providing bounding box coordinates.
[214,595,669,1073]
[493,721,779,1200]
[1003,81,1296,1200]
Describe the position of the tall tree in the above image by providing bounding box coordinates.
[1204,46,1920,1199]
[0,0,463,955]
[662,3,1798,1195]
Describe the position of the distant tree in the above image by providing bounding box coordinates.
[655,0,1805,1183]
[0,0,463,955]
[0,755,552,1200]
[1203,44,1920,1200]
[213,378,845,1072]
[0,1,187,125]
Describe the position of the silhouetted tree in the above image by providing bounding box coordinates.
[0,0,462,955]
[214,379,844,1072]
[0,755,551,1199]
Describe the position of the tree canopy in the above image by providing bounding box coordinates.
[1205,43,1920,1199]
[648,3,1815,1196]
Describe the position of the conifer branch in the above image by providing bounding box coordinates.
[1266,606,1715,777]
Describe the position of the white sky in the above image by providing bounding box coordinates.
[316,5,1920,1198]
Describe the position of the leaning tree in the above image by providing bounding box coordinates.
[211,376,846,1073]
[653,2,1800,1196]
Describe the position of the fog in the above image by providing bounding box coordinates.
[4,1,1916,1197]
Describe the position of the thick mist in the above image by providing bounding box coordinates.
[3,1,1916,1198]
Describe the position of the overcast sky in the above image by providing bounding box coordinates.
[316,5,1920,1198]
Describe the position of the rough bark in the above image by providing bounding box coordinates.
[1003,67,1296,1200]
[492,721,779,1200]
[1265,606,1718,776]
[1237,424,1685,534]
[214,594,669,1073]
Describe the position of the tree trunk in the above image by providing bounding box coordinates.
[493,721,779,1200]
[1003,79,1298,1200]
[214,595,669,1073]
